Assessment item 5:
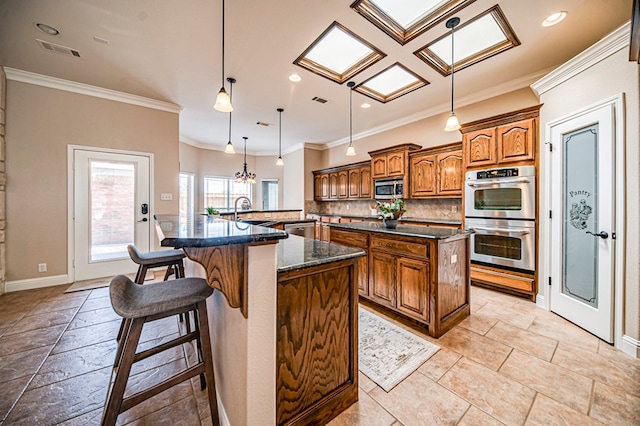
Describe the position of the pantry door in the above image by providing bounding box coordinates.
[73,148,151,281]
[548,102,616,343]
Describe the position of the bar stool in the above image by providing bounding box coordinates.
[102,274,219,426]
[127,245,186,284]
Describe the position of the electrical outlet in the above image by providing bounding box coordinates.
[160,193,172,201]
[451,205,458,213]
[38,263,47,272]
[450,255,457,264]
[264,213,271,218]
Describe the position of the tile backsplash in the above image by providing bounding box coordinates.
[305,198,462,221]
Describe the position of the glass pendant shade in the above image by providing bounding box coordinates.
[444,112,461,131]
[214,87,233,112]
[276,156,284,166]
[346,145,356,156]
[224,141,235,153]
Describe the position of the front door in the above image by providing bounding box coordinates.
[549,103,615,343]
[73,148,151,281]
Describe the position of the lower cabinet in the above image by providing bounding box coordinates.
[329,226,369,296]
[396,257,429,321]
[369,250,396,308]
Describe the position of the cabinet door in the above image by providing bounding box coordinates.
[396,258,429,321]
[464,128,496,167]
[387,152,405,177]
[329,173,338,199]
[314,175,322,201]
[497,118,535,163]
[371,156,387,178]
[369,250,396,308]
[320,223,331,242]
[348,168,360,198]
[314,222,321,240]
[410,154,436,198]
[321,174,329,199]
[338,170,348,198]
[359,166,371,198]
[436,150,463,196]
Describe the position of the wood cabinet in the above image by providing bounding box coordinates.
[312,161,372,201]
[329,227,369,296]
[410,143,463,198]
[461,105,540,169]
[330,225,470,337]
[368,144,421,188]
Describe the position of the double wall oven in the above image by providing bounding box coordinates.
[465,166,536,272]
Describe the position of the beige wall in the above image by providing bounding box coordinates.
[179,142,285,212]
[5,81,179,282]
[323,88,539,168]
[537,47,640,347]
[282,148,304,211]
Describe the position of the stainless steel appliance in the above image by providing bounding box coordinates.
[466,218,535,271]
[284,222,315,239]
[465,166,535,220]
[374,177,404,199]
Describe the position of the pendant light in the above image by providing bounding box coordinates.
[276,108,284,166]
[346,81,356,156]
[214,0,233,112]
[444,17,461,132]
[235,137,256,184]
[224,77,236,154]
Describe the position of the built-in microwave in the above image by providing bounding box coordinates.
[374,178,404,199]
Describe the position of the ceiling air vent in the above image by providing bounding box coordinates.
[36,39,81,58]
[256,121,272,127]
[312,96,328,104]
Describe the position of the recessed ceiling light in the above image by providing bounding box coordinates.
[35,23,60,36]
[361,103,371,109]
[542,11,567,27]
[289,74,302,82]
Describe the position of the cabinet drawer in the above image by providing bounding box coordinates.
[370,236,428,259]
[330,229,368,248]
[470,267,534,292]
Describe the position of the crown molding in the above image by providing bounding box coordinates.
[531,22,631,96]
[179,137,263,156]
[4,67,182,114]
[326,68,549,149]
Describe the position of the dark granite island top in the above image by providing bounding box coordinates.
[277,234,365,273]
[329,221,469,240]
[155,214,288,248]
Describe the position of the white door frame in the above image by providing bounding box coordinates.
[67,145,155,283]
[541,93,626,348]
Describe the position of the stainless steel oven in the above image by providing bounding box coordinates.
[465,166,535,220]
[465,218,535,272]
[374,178,404,199]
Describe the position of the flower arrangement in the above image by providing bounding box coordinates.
[376,198,406,219]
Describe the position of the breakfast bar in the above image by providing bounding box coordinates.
[154,214,365,426]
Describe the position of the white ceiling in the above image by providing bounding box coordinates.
[0,0,633,155]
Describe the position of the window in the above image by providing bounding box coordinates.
[203,176,252,210]
[179,173,194,217]
[262,179,278,210]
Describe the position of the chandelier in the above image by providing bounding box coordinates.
[235,137,256,184]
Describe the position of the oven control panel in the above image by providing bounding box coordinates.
[475,168,519,179]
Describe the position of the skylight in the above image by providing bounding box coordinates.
[294,21,386,83]
[354,63,428,103]
[414,5,520,76]
[351,0,476,45]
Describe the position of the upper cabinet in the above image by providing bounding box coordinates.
[368,144,421,181]
[409,142,463,198]
[461,105,541,169]
[313,161,372,201]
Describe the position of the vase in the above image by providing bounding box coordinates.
[383,218,398,229]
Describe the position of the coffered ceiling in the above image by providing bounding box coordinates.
[0,0,633,154]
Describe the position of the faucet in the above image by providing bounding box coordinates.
[234,196,252,221]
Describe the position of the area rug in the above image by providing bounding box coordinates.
[359,307,440,392]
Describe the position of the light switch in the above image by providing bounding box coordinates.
[160,193,172,201]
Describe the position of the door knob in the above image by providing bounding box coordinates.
[586,230,608,239]
[138,218,148,223]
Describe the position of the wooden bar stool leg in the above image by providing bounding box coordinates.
[102,318,144,426]
[176,260,185,278]
[113,318,131,368]
[196,300,219,426]
[133,265,144,285]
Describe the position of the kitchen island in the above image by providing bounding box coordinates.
[329,221,470,338]
[154,215,364,426]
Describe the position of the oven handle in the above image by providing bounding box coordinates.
[466,177,531,187]
[468,226,531,235]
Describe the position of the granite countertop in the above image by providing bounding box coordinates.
[155,214,288,248]
[277,234,366,273]
[329,221,469,240]
[217,209,302,215]
[306,213,461,226]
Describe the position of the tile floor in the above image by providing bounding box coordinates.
[0,282,638,425]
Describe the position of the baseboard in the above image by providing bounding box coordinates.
[5,274,71,292]
[619,334,640,359]
[535,293,547,310]
[217,393,231,426]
